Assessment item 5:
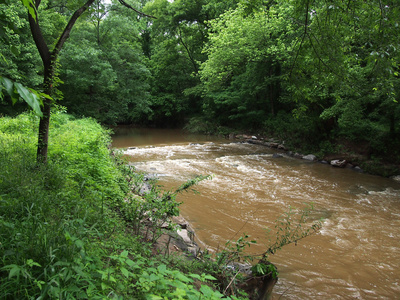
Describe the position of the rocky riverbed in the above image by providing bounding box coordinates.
[233,134,400,179]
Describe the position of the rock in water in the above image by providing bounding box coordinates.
[331,159,347,168]
[303,154,317,161]
[177,229,193,245]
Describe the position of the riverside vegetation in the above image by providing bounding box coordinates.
[0,112,322,299]
[1,0,399,176]
[0,0,396,296]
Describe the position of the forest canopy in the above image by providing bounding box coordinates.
[1,0,399,163]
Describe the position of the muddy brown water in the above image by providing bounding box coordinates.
[112,127,400,299]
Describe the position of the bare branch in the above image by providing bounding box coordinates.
[117,0,157,19]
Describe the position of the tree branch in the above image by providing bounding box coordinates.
[34,0,41,9]
[117,0,156,19]
[288,0,310,78]
[28,1,51,67]
[53,0,96,57]
[306,32,340,77]
[177,26,198,73]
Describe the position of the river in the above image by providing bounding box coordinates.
[112,127,400,299]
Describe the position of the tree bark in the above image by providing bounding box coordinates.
[36,97,51,163]
[28,0,96,163]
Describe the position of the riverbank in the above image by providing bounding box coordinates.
[228,133,400,179]
[0,113,252,299]
[118,127,400,299]
[134,176,279,299]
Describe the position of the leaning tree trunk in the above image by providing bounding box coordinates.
[28,3,52,164]
[28,0,96,163]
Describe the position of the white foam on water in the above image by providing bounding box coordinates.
[122,141,400,300]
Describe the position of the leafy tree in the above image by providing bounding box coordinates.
[3,0,399,162]
[11,0,155,163]
[198,0,399,157]
[59,3,151,124]
[200,2,295,129]
[288,0,400,154]
[0,0,44,115]
[142,0,239,126]
[22,0,96,163]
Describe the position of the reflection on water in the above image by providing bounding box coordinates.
[112,128,400,299]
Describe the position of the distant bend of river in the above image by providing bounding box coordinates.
[112,127,400,300]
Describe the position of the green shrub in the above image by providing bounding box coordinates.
[0,113,127,298]
[262,111,326,152]
[0,113,234,299]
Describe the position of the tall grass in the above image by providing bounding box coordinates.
[0,112,127,298]
[0,112,228,299]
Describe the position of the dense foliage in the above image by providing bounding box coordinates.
[198,1,400,160]
[4,1,397,297]
[60,2,152,124]
[0,113,231,299]
[1,0,399,164]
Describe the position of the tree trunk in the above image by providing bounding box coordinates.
[36,66,53,163]
[28,0,97,163]
[36,98,51,163]
[28,4,52,164]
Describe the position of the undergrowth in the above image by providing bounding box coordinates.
[0,112,228,299]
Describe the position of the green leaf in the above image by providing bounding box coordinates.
[8,265,22,279]
[172,287,187,297]
[72,266,86,278]
[157,264,167,274]
[26,259,41,267]
[21,0,36,21]
[148,295,163,300]
[53,261,71,267]
[39,92,52,100]
[1,77,14,97]
[14,83,43,117]
[199,285,214,298]
[74,239,84,249]
[189,273,201,280]
[35,280,45,290]
[125,258,136,268]
[10,45,20,56]
[202,274,217,281]
[120,267,130,278]
[175,272,191,283]
[149,273,159,282]
[101,282,109,291]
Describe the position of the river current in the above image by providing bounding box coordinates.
[112,127,400,299]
